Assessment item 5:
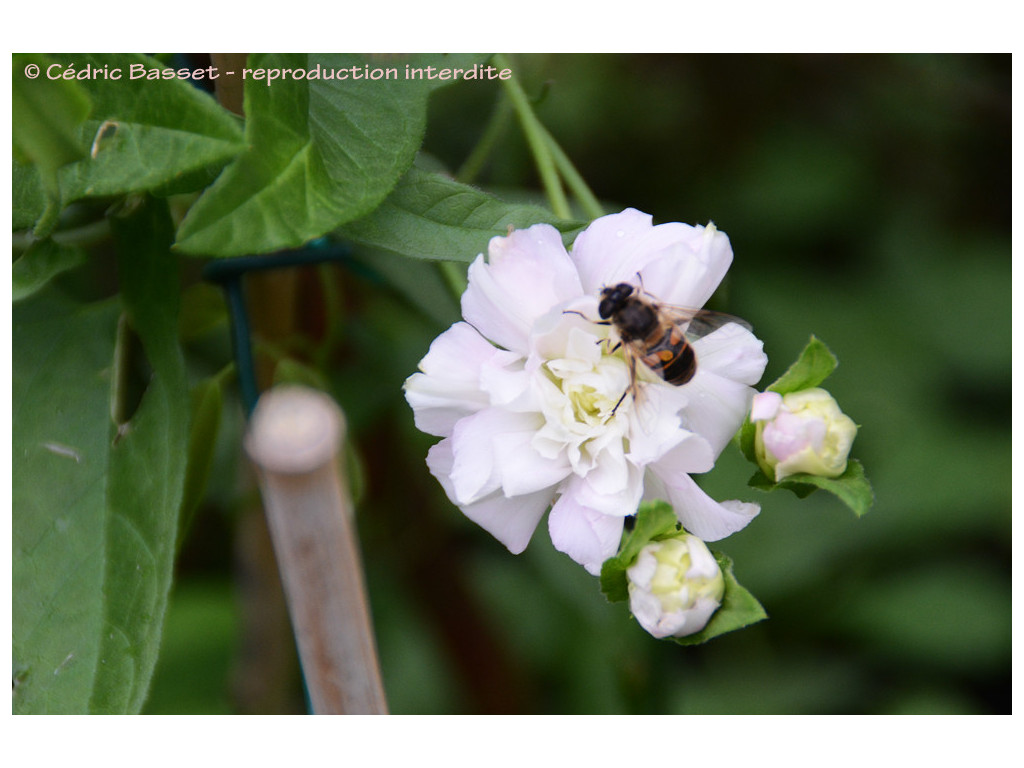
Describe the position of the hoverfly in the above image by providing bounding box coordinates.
[575,281,750,415]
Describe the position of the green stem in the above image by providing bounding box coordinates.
[439,259,468,300]
[494,53,571,220]
[456,92,513,185]
[541,125,604,219]
[314,263,344,370]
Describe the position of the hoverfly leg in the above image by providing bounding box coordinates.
[610,387,630,416]
[609,354,637,417]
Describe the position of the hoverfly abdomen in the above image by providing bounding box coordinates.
[641,324,697,385]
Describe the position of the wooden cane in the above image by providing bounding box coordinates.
[244,385,388,714]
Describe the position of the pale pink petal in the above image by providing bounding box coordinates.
[691,323,768,387]
[462,225,583,353]
[636,223,733,309]
[448,408,570,505]
[750,391,783,422]
[427,439,552,554]
[548,495,626,574]
[647,431,715,479]
[570,209,707,294]
[680,369,757,458]
[625,383,690,464]
[404,322,514,437]
[560,456,645,517]
[648,471,759,541]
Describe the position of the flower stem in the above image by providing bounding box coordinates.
[456,91,513,185]
[541,124,604,220]
[494,54,571,220]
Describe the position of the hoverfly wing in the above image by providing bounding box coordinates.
[658,306,752,342]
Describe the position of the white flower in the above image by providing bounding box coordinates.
[626,533,725,639]
[751,388,858,482]
[404,209,768,574]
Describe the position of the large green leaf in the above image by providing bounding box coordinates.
[12,53,90,178]
[12,237,87,302]
[13,197,189,713]
[175,53,484,257]
[14,53,244,231]
[340,165,587,261]
[12,53,91,235]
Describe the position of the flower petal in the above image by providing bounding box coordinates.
[561,456,645,516]
[692,323,767,387]
[680,370,756,458]
[427,439,551,554]
[647,430,715,478]
[636,222,733,309]
[462,224,583,353]
[646,471,760,541]
[548,495,625,575]
[404,322,518,437]
[570,208,707,295]
[449,407,571,504]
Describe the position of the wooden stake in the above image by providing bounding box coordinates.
[245,385,388,714]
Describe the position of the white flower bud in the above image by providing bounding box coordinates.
[626,533,725,639]
[751,388,857,482]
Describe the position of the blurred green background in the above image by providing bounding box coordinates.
[142,53,1010,714]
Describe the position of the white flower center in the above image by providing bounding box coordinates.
[532,346,632,474]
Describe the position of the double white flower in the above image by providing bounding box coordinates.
[404,209,768,574]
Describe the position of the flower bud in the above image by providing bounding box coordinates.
[626,533,725,639]
[751,388,857,482]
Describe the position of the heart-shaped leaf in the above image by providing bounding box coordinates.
[176,53,486,257]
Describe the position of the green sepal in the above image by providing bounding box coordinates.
[599,501,678,603]
[748,459,874,517]
[671,551,767,646]
[599,501,768,645]
[767,334,838,394]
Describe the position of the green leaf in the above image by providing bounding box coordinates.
[13,197,190,713]
[13,160,47,231]
[12,53,91,181]
[13,54,245,230]
[340,164,588,261]
[175,53,485,257]
[671,552,768,646]
[749,459,874,517]
[13,238,87,302]
[599,501,678,603]
[58,53,245,202]
[13,292,120,713]
[767,335,838,394]
[12,53,92,236]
